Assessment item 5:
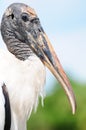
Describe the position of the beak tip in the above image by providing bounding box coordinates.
[65,84,76,115]
[69,92,76,115]
[72,106,76,115]
[72,100,77,115]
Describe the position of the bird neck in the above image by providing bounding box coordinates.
[10,42,33,60]
[6,38,33,60]
[1,27,33,60]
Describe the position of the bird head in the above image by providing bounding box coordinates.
[1,3,76,114]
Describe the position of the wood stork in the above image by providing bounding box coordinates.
[0,3,76,130]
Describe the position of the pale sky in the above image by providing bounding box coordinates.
[0,0,86,91]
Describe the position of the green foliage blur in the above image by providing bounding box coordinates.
[27,79,86,130]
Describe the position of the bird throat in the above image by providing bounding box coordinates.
[1,23,33,61]
[8,40,33,60]
[5,35,33,60]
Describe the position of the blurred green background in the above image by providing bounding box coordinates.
[27,78,86,130]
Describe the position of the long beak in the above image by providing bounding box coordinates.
[36,32,76,114]
[26,24,76,114]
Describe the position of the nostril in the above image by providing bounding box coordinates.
[38,27,44,33]
[38,28,41,32]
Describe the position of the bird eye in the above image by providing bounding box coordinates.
[21,13,29,22]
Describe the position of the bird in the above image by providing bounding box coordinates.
[0,3,76,130]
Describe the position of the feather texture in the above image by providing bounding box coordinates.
[0,49,46,130]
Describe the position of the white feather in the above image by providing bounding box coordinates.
[0,49,46,130]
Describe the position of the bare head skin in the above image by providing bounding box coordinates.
[1,3,76,114]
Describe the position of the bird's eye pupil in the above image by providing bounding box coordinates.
[21,13,29,22]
